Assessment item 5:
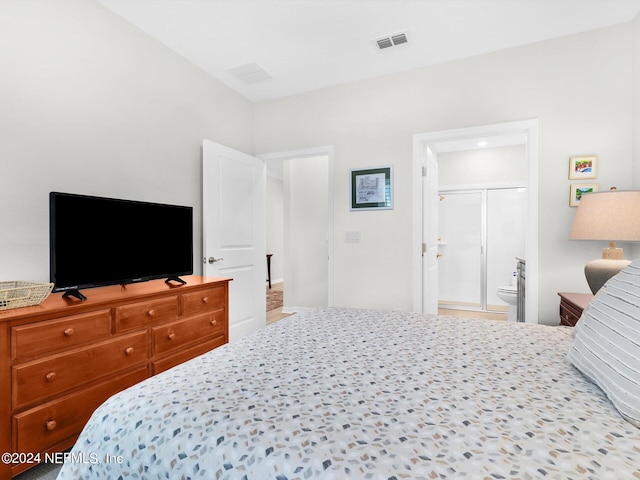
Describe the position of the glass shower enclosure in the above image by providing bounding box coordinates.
[437,187,527,313]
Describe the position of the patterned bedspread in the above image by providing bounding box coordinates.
[57,308,640,479]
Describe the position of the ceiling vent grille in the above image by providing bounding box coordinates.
[391,33,408,46]
[376,37,394,50]
[225,62,272,84]
[374,31,409,51]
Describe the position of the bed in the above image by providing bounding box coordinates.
[57,267,640,479]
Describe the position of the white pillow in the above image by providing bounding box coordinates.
[567,260,640,428]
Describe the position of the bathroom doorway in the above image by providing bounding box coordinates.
[412,119,539,322]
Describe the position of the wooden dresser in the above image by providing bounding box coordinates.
[0,276,230,477]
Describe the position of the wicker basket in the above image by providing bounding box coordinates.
[0,281,54,311]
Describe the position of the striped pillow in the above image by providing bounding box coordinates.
[567,260,640,428]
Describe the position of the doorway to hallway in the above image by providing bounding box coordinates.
[261,146,335,312]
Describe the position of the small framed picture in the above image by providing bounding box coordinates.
[570,183,599,207]
[350,166,393,210]
[569,155,597,180]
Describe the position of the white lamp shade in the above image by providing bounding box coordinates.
[569,190,640,294]
[569,190,640,242]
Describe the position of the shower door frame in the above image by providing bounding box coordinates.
[437,183,526,314]
[437,188,486,312]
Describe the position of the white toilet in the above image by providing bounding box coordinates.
[496,285,518,322]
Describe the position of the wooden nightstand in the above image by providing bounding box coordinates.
[558,292,594,326]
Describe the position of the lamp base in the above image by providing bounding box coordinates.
[584,258,631,294]
[602,245,624,260]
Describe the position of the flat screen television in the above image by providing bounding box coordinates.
[50,192,193,300]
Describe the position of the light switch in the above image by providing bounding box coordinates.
[345,231,360,243]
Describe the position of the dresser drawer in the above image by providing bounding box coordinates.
[558,293,592,327]
[13,331,148,408]
[152,335,226,375]
[560,301,581,326]
[181,287,225,316]
[115,296,178,332]
[152,309,225,357]
[12,309,112,362]
[13,368,148,454]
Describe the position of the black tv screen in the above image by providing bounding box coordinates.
[50,192,193,299]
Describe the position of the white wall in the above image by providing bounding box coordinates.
[255,23,635,323]
[439,145,526,186]
[284,156,329,308]
[0,0,253,282]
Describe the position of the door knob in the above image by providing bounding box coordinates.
[436,253,443,258]
[207,257,223,264]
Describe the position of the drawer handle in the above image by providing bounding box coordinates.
[167,332,176,341]
[210,319,217,326]
[147,309,156,317]
[45,372,56,382]
[63,327,74,337]
[125,347,134,355]
[202,297,209,304]
[46,420,57,431]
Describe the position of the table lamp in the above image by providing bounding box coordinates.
[569,189,640,294]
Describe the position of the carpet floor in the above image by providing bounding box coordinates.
[15,462,60,480]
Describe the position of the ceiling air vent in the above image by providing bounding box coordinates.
[225,62,272,84]
[391,33,408,46]
[373,31,409,51]
[376,37,394,50]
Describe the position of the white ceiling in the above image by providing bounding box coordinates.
[98,0,640,103]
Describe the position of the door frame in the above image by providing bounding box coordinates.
[421,145,439,314]
[412,119,539,322]
[259,145,335,307]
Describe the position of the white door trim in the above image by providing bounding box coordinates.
[421,146,439,314]
[413,119,539,323]
[259,146,335,307]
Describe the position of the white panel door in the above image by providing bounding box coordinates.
[203,140,265,342]
[422,147,439,314]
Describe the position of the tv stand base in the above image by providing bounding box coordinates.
[165,276,187,286]
[62,289,87,301]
